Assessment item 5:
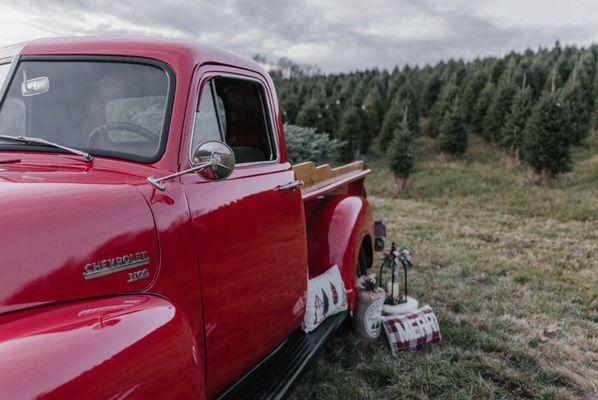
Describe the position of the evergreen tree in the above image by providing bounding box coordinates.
[446,60,467,86]
[542,67,562,93]
[363,85,385,136]
[319,101,337,135]
[521,90,573,180]
[462,71,488,128]
[500,81,533,159]
[560,59,594,144]
[387,69,408,101]
[379,96,409,149]
[489,58,506,84]
[528,58,550,98]
[388,107,415,191]
[350,97,372,155]
[428,78,459,138]
[438,99,468,156]
[295,96,335,135]
[483,75,517,143]
[396,83,420,135]
[470,80,494,134]
[336,106,366,161]
[284,124,345,164]
[579,52,596,110]
[555,51,574,87]
[421,72,443,117]
[295,98,321,130]
[279,92,300,124]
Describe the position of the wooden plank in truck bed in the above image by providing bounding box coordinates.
[292,160,371,201]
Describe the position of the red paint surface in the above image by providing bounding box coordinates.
[305,193,374,310]
[0,295,204,399]
[0,179,159,314]
[0,37,375,399]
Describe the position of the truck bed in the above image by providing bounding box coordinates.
[292,160,371,201]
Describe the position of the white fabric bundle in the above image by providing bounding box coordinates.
[302,265,348,333]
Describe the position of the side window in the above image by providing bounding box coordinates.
[191,81,222,152]
[213,77,276,164]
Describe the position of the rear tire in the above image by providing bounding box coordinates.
[357,245,368,277]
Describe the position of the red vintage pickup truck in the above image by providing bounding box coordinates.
[0,37,379,399]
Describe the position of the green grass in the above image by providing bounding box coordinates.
[290,133,598,399]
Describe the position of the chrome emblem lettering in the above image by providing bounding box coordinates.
[83,251,150,280]
[127,268,150,284]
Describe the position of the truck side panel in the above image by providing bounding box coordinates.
[304,190,374,310]
[0,295,204,400]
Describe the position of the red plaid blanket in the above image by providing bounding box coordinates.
[382,305,441,355]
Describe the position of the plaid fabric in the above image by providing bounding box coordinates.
[382,305,441,355]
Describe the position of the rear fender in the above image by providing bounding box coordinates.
[305,195,374,310]
[0,295,205,400]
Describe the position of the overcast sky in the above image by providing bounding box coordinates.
[1,0,597,72]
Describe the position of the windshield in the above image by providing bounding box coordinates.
[0,59,173,162]
[0,63,10,87]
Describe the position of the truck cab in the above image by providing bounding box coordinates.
[0,37,374,399]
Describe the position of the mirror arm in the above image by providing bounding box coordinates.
[147,160,212,191]
[147,140,235,191]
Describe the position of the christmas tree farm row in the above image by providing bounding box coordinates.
[272,42,598,183]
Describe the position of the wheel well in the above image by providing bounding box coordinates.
[361,235,373,270]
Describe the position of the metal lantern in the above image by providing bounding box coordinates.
[378,242,418,314]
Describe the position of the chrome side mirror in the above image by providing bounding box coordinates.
[192,141,235,181]
[147,141,235,190]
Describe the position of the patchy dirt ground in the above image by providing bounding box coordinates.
[290,134,597,399]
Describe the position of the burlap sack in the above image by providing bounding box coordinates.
[352,276,386,340]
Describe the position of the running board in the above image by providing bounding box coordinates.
[216,311,348,400]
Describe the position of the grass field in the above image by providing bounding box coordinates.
[290,133,598,399]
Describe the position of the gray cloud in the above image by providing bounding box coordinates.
[2,0,596,71]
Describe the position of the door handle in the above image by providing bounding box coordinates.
[277,180,304,191]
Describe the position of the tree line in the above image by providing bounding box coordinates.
[270,42,598,184]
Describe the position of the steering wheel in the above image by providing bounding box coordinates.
[88,122,159,147]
